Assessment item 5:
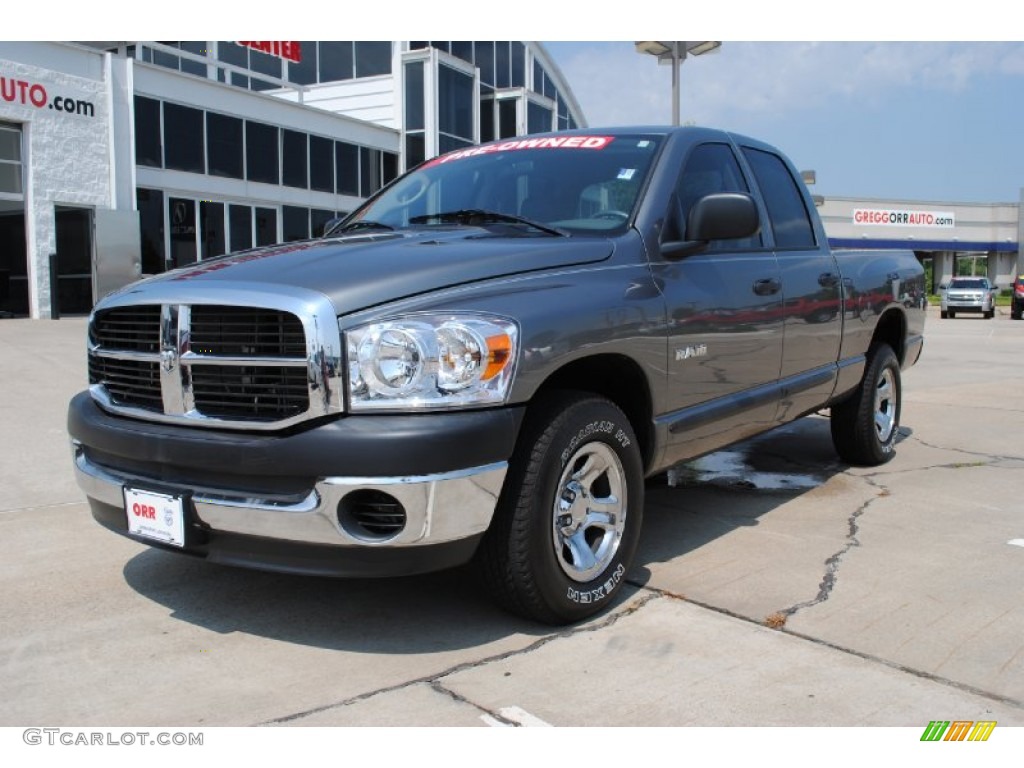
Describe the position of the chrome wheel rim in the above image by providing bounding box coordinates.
[874,368,897,442]
[552,442,626,583]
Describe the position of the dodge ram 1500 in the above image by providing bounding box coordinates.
[69,127,925,623]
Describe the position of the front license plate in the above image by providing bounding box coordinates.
[124,487,186,548]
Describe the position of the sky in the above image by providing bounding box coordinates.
[542,41,1024,205]
[32,2,1024,206]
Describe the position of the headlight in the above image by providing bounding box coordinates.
[345,313,518,411]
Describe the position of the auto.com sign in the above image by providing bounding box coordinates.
[853,208,955,228]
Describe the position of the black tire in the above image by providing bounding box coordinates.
[940,310,948,319]
[1013,310,1022,321]
[985,309,994,320]
[830,344,901,466]
[476,392,644,624]
[948,310,956,319]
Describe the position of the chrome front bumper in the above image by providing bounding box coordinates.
[72,441,507,549]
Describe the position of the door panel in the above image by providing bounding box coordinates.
[655,142,785,464]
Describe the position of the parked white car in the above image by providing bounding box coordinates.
[940,277,997,319]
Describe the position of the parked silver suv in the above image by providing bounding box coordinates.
[941,277,997,319]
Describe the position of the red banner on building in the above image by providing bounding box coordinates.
[236,41,302,63]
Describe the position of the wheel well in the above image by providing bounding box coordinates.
[871,308,907,364]
[532,355,654,471]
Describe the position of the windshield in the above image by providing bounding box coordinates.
[949,278,988,289]
[340,134,664,237]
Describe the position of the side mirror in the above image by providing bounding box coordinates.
[661,192,760,260]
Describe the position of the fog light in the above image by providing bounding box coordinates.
[337,490,407,541]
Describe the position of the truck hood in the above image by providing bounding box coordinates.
[134,229,614,314]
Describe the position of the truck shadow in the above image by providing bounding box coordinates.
[122,415,912,653]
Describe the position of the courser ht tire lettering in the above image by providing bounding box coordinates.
[830,343,901,466]
[476,392,643,624]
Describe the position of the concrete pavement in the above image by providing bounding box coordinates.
[1,308,1022,727]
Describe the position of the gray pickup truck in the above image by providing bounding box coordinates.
[68,127,925,624]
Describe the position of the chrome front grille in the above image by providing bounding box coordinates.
[88,356,162,410]
[189,305,306,357]
[87,295,343,430]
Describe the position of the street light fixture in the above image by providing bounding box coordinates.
[634,41,722,126]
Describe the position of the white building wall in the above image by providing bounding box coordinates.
[0,43,113,318]
[820,196,1018,248]
[277,76,398,129]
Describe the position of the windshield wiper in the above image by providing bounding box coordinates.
[332,220,395,235]
[409,209,567,237]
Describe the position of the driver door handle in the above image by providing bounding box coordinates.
[753,278,781,296]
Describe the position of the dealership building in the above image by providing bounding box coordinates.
[0,40,585,318]
[0,40,1021,319]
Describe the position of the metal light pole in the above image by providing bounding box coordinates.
[634,41,722,126]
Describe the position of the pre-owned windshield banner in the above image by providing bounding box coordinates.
[424,136,614,167]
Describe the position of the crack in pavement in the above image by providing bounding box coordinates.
[903,433,1024,466]
[627,583,1024,711]
[773,474,887,621]
[257,590,661,726]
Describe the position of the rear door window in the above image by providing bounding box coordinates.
[741,147,816,249]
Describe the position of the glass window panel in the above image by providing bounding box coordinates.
[282,130,308,189]
[405,134,425,169]
[179,41,208,77]
[527,102,551,135]
[475,41,494,85]
[335,141,359,195]
[429,41,450,53]
[229,204,252,252]
[355,41,391,77]
[0,162,22,194]
[246,121,279,185]
[309,135,334,192]
[498,99,517,139]
[217,41,248,67]
[163,102,205,173]
[360,147,382,196]
[382,152,398,186]
[451,41,473,63]
[409,42,429,51]
[255,207,277,246]
[0,126,21,161]
[282,205,309,242]
[543,75,556,101]
[438,64,474,141]
[310,208,335,238]
[533,61,544,94]
[289,41,317,84]
[438,134,473,154]
[404,61,424,131]
[134,96,162,168]
[511,42,525,88]
[168,197,197,268]
[152,44,179,71]
[678,144,761,251]
[200,201,225,260]
[249,48,282,81]
[136,188,165,274]
[206,112,243,179]
[480,98,495,143]
[319,41,353,82]
[495,41,510,88]
[742,147,816,248]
